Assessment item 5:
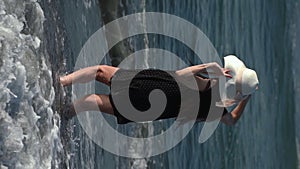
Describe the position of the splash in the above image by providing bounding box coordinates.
[0,0,61,168]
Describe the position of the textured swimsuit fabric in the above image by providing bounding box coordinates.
[109,69,227,124]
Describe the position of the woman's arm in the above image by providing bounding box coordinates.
[221,95,251,125]
[175,64,208,76]
[175,63,232,91]
[176,62,231,77]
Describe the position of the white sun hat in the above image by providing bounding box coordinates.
[224,55,259,100]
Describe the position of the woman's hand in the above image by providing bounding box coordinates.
[221,94,251,125]
[205,62,232,78]
[223,69,232,78]
[176,62,232,79]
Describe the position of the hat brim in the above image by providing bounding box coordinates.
[224,55,246,77]
[223,55,259,98]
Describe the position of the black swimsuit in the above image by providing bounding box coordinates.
[109,69,227,124]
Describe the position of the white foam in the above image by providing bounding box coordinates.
[0,0,61,168]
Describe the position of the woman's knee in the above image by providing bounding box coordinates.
[94,94,114,114]
[92,94,103,107]
[72,94,113,115]
[96,65,118,85]
[82,94,104,107]
[74,94,102,111]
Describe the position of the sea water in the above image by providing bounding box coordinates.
[0,0,299,168]
[0,0,61,168]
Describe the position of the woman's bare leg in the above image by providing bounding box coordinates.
[60,65,119,86]
[65,94,114,118]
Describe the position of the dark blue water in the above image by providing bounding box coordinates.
[56,0,299,169]
[1,0,298,168]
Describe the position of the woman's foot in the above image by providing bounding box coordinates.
[59,76,70,86]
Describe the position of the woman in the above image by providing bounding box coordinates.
[60,55,259,125]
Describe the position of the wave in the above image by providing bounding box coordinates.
[0,0,61,168]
